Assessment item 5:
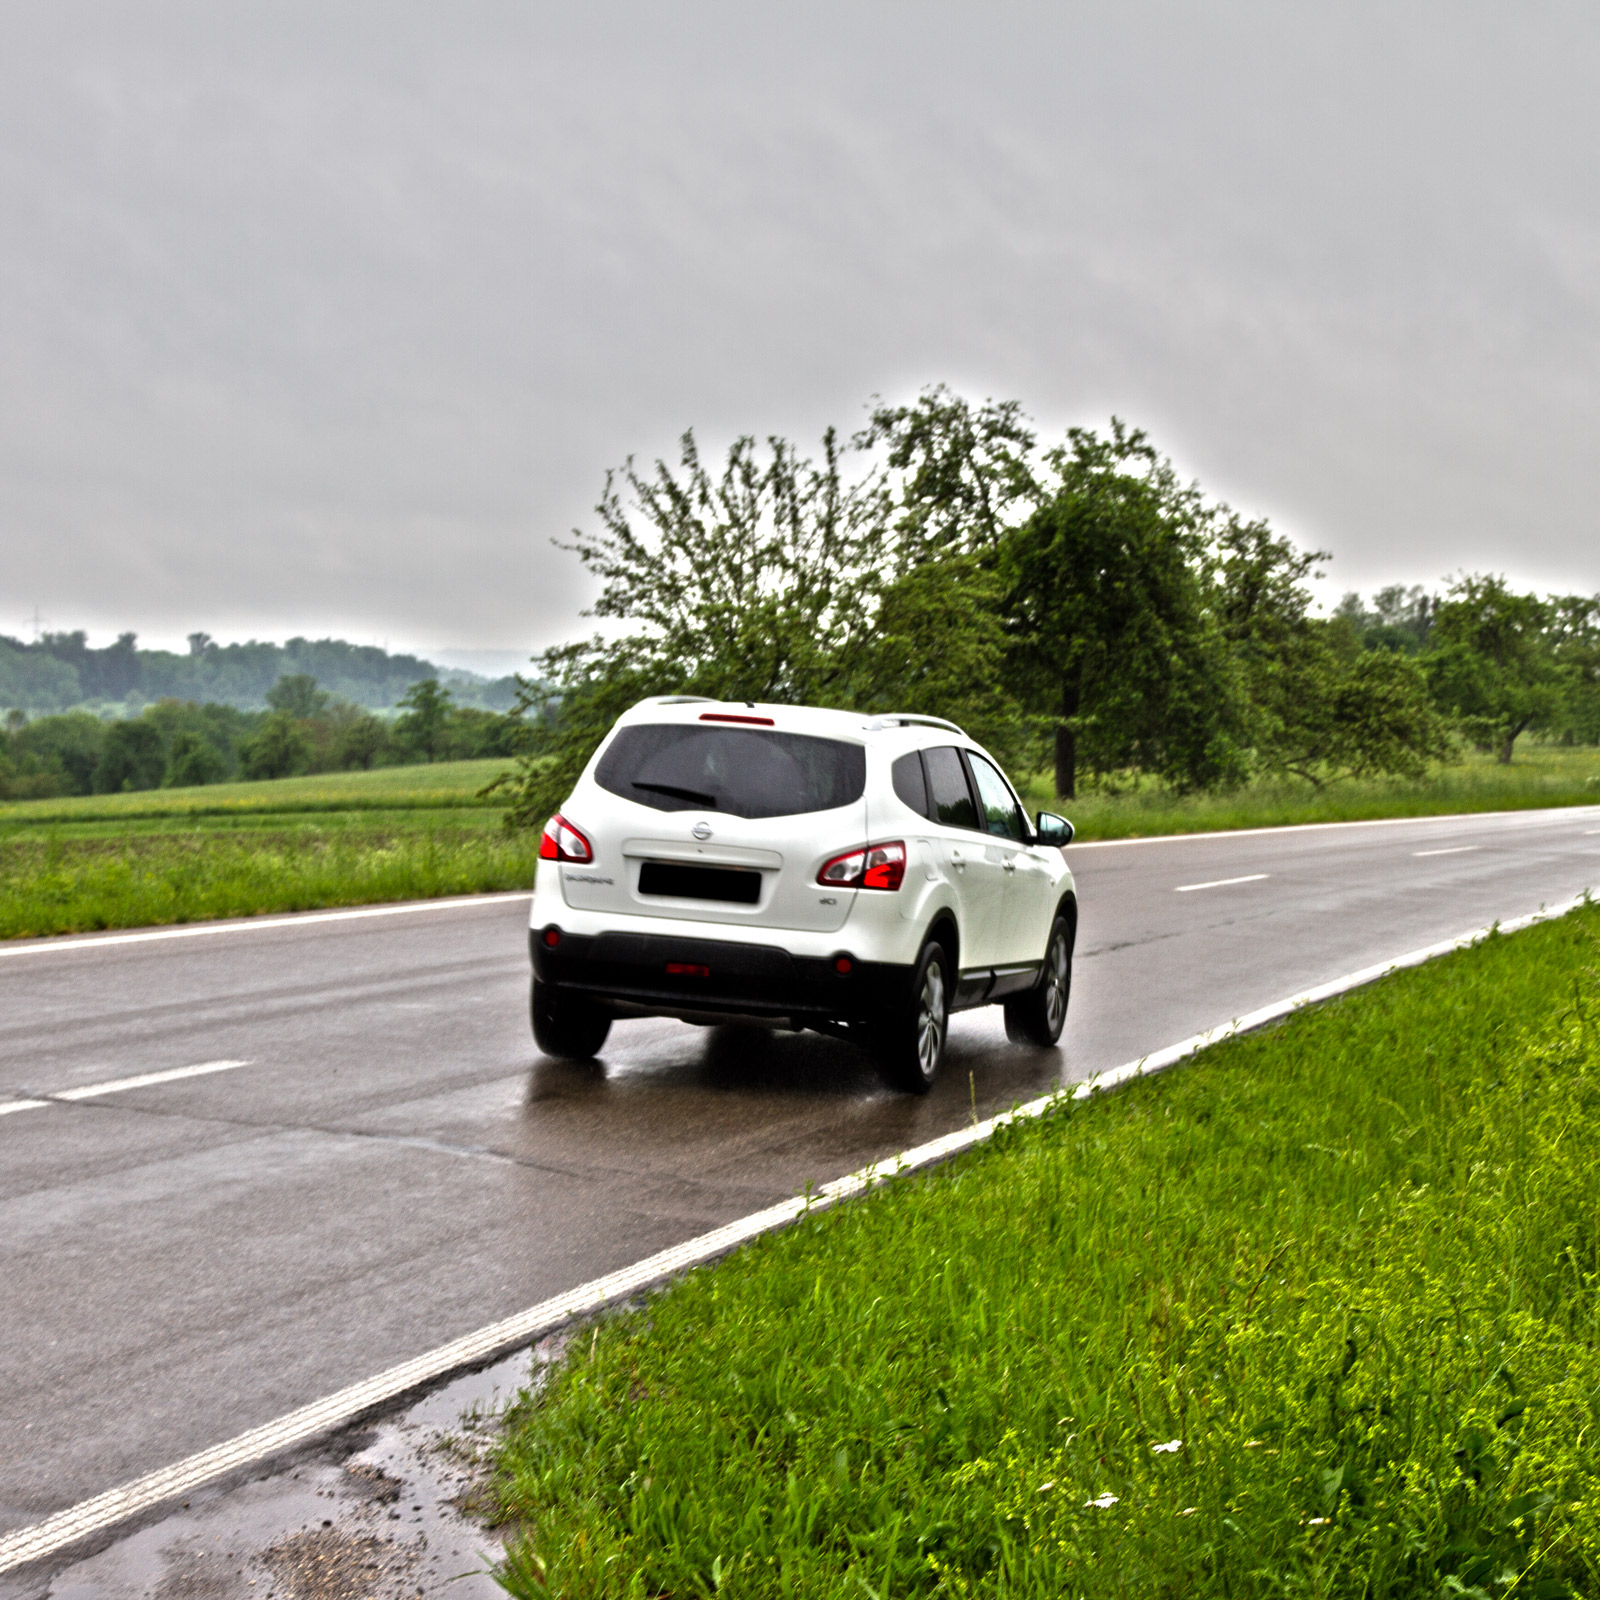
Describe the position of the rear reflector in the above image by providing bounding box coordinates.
[665,962,711,977]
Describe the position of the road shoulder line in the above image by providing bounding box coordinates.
[0,893,534,961]
[0,887,1591,1578]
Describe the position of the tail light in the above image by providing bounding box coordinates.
[539,814,593,863]
[817,840,906,891]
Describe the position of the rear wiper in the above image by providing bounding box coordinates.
[632,781,718,806]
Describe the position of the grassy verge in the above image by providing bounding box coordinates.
[0,821,540,939]
[0,761,535,939]
[0,758,509,825]
[1022,747,1600,840]
[491,904,1600,1598]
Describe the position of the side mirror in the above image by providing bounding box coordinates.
[1035,811,1074,846]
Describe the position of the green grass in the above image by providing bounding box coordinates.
[0,758,509,825]
[0,760,533,939]
[0,822,541,939]
[491,903,1600,1598]
[1023,747,1600,840]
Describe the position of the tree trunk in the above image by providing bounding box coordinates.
[1054,723,1076,800]
[1497,717,1531,765]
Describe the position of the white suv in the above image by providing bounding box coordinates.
[528,697,1077,1092]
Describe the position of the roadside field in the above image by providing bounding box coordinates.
[2,749,1597,940]
[0,761,533,939]
[1021,745,1600,839]
[491,903,1600,1598]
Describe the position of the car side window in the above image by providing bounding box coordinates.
[922,745,979,830]
[891,751,931,818]
[966,752,1026,841]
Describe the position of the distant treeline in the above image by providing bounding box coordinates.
[0,674,529,799]
[0,630,521,715]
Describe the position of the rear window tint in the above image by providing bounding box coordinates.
[891,751,930,818]
[923,745,978,830]
[595,725,866,819]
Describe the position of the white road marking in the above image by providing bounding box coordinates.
[6,886,1590,1578]
[1175,873,1269,892]
[1067,804,1600,849]
[1413,845,1478,857]
[0,1060,250,1118]
[0,892,534,961]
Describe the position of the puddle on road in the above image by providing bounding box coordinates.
[9,1340,564,1600]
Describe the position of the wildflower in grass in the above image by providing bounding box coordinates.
[1085,1493,1119,1509]
[1151,1439,1182,1453]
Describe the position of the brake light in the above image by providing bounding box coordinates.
[539,814,593,863]
[817,840,906,891]
[699,712,775,726]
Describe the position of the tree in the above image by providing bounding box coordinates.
[495,427,899,827]
[1425,575,1563,762]
[1000,422,1246,798]
[396,678,454,763]
[239,712,310,780]
[265,673,329,719]
[334,710,389,770]
[855,385,1040,557]
[94,718,165,792]
[163,730,228,788]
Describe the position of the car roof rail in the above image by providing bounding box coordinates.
[863,713,968,737]
[642,694,719,705]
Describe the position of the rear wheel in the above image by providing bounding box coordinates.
[531,977,612,1060]
[873,939,950,1094]
[1003,913,1073,1046]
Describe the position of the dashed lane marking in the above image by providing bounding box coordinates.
[0,1060,250,1118]
[1174,873,1269,892]
[1413,846,1479,857]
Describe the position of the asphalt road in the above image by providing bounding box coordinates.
[3,804,1598,1535]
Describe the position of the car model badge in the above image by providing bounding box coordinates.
[692,821,713,841]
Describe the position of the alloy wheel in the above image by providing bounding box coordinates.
[1044,931,1069,1033]
[916,959,947,1081]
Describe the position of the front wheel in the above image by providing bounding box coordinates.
[531,977,612,1060]
[1004,913,1073,1047]
[873,940,951,1094]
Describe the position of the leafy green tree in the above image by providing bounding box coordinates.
[856,385,1039,557]
[239,711,310,780]
[1426,575,1563,762]
[1000,422,1247,798]
[1546,593,1600,746]
[333,710,390,770]
[265,673,329,719]
[496,427,898,827]
[163,730,228,788]
[94,718,165,792]
[12,711,105,794]
[396,678,455,763]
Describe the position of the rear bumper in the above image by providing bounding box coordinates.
[531,926,910,1028]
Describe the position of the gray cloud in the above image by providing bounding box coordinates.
[1,1,1596,659]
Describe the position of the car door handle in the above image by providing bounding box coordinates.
[1002,859,1016,872]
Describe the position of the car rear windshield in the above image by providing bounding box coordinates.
[594,724,867,819]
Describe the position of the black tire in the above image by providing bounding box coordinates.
[531,976,612,1060]
[1003,913,1073,1047]
[873,939,951,1094]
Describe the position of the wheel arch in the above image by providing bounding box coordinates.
[924,908,960,974]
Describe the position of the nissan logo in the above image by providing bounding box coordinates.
[691,821,713,841]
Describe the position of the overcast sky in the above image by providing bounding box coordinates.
[1,2,1596,665]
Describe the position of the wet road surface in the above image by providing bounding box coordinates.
[3,804,1598,1542]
